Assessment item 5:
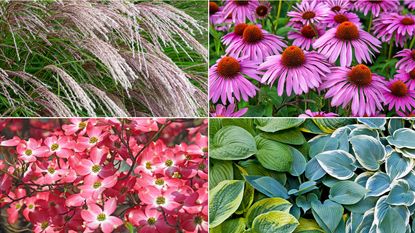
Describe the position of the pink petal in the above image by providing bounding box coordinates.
[104,198,117,215]
[81,210,96,222]
[76,159,93,176]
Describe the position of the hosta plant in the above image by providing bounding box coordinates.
[209,117,415,233]
[0,0,207,117]
[0,118,208,232]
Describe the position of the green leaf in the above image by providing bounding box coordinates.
[329,181,366,205]
[300,119,325,134]
[388,119,404,135]
[261,128,306,145]
[210,119,222,140]
[256,136,293,172]
[386,179,415,206]
[211,126,257,160]
[308,135,339,158]
[209,160,234,190]
[246,198,292,227]
[305,157,326,181]
[350,135,386,171]
[311,200,344,233]
[294,218,325,233]
[357,118,386,130]
[378,206,407,233]
[235,181,255,215]
[256,119,305,132]
[288,181,318,196]
[312,118,355,133]
[209,180,245,228]
[211,218,246,233]
[245,176,289,199]
[222,118,256,136]
[366,172,391,197]
[252,211,299,233]
[315,150,356,180]
[289,146,307,176]
[245,105,266,117]
[385,152,414,180]
[386,128,415,149]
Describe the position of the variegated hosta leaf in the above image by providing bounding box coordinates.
[386,180,415,206]
[309,135,339,158]
[355,209,375,233]
[294,218,324,233]
[355,172,374,188]
[349,135,386,171]
[386,128,415,149]
[315,150,356,180]
[296,193,318,213]
[385,152,414,180]
[211,218,246,233]
[288,181,318,196]
[289,146,306,176]
[245,176,289,199]
[329,181,366,205]
[357,118,386,130]
[305,157,326,181]
[252,211,299,233]
[246,198,292,227]
[311,200,344,233]
[366,172,391,197]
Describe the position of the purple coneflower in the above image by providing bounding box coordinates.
[255,2,271,20]
[383,78,415,112]
[372,13,415,47]
[287,0,329,26]
[222,0,259,23]
[323,11,360,27]
[209,56,262,104]
[259,45,331,96]
[299,109,338,117]
[395,68,415,90]
[321,64,387,117]
[355,0,399,17]
[226,24,286,62]
[405,0,415,10]
[324,0,351,12]
[313,21,381,67]
[288,24,325,50]
[222,23,248,47]
[211,104,248,117]
[397,110,415,117]
[210,2,223,25]
[396,49,415,72]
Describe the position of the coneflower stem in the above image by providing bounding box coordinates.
[275,0,283,31]
[367,13,373,32]
[410,36,415,49]
[388,37,394,60]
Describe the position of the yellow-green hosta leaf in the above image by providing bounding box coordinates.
[209,160,233,190]
[211,218,246,233]
[312,118,354,134]
[211,126,257,160]
[246,198,292,227]
[294,218,324,233]
[252,211,299,233]
[261,128,306,145]
[255,136,293,172]
[235,181,255,214]
[209,180,245,228]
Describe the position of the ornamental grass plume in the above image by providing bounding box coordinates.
[0,0,207,117]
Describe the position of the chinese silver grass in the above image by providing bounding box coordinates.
[84,84,129,117]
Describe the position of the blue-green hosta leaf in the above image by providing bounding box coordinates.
[211,218,246,233]
[246,198,292,227]
[255,136,293,172]
[305,157,326,181]
[245,176,289,199]
[331,126,352,152]
[357,118,386,130]
[294,218,325,233]
[346,212,364,233]
[209,160,234,189]
[288,181,318,196]
[404,171,415,191]
[344,197,378,214]
[374,196,410,226]
[315,150,356,180]
[289,147,306,176]
[252,211,299,233]
[290,205,301,220]
[366,172,391,197]
[396,147,415,159]
[329,181,366,205]
[355,172,374,188]
[296,193,318,213]
[256,119,305,132]
[311,200,344,233]
[350,135,386,171]
[386,180,415,206]
[388,119,404,135]
[386,152,414,180]
[386,128,415,149]
[378,207,407,233]
[211,126,257,160]
[355,209,375,233]
[238,160,286,184]
[322,176,342,188]
[309,135,339,158]
[349,127,379,139]
[209,180,245,228]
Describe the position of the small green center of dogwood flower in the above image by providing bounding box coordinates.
[147,217,156,225]
[155,178,165,185]
[25,149,33,156]
[28,204,34,209]
[92,165,101,173]
[51,143,59,151]
[41,221,49,230]
[145,162,152,170]
[79,122,86,129]
[48,167,55,174]
[97,213,106,221]
[156,196,166,205]
[165,159,173,167]
[93,181,102,189]
[173,172,182,179]
[89,137,98,144]
[16,203,21,209]
[194,216,203,225]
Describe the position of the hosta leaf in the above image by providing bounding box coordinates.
[209,180,245,228]
[378,207,407,233]
[245,176,289,199]
[309,135,339,158]
[296,193,318,213]
[344,196,378,214]
[374,196,409,225]
[294,218,324,233]
[305,157,326,181]
[289,147,307,176]
[329,181,366,205]
[211,126,257,160]
[355,209,375,233]
[211,218,246,233]
[386,128,415,149]
[288,181,318,196]
[311,200,344,233]
[238,160,287,184]
[222,118,255,136]
[357,118,386,130]
[346,212,364,233]
[332,126,352,152]
[300,119,325,134]
[350,135,385,171]
[355,172,373,188]
[255,136,293,172]
[209,119,222,140]
[209,160,234,189]
[404,171,415,191]
[388,118,404,135]
[312,118,355,134]
[246,198,292,227]
[366,172,391,197]
[315,150,356,180]
[252,211,299,233]
[396,147,415,159]
[256,119,305,132]
[385,152,414,180]
[386,179,415,206]
[262,128,306,145]
[349,127,379,139]
[235,181,255,214]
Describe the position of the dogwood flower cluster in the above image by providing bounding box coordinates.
[0,118,207,233]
